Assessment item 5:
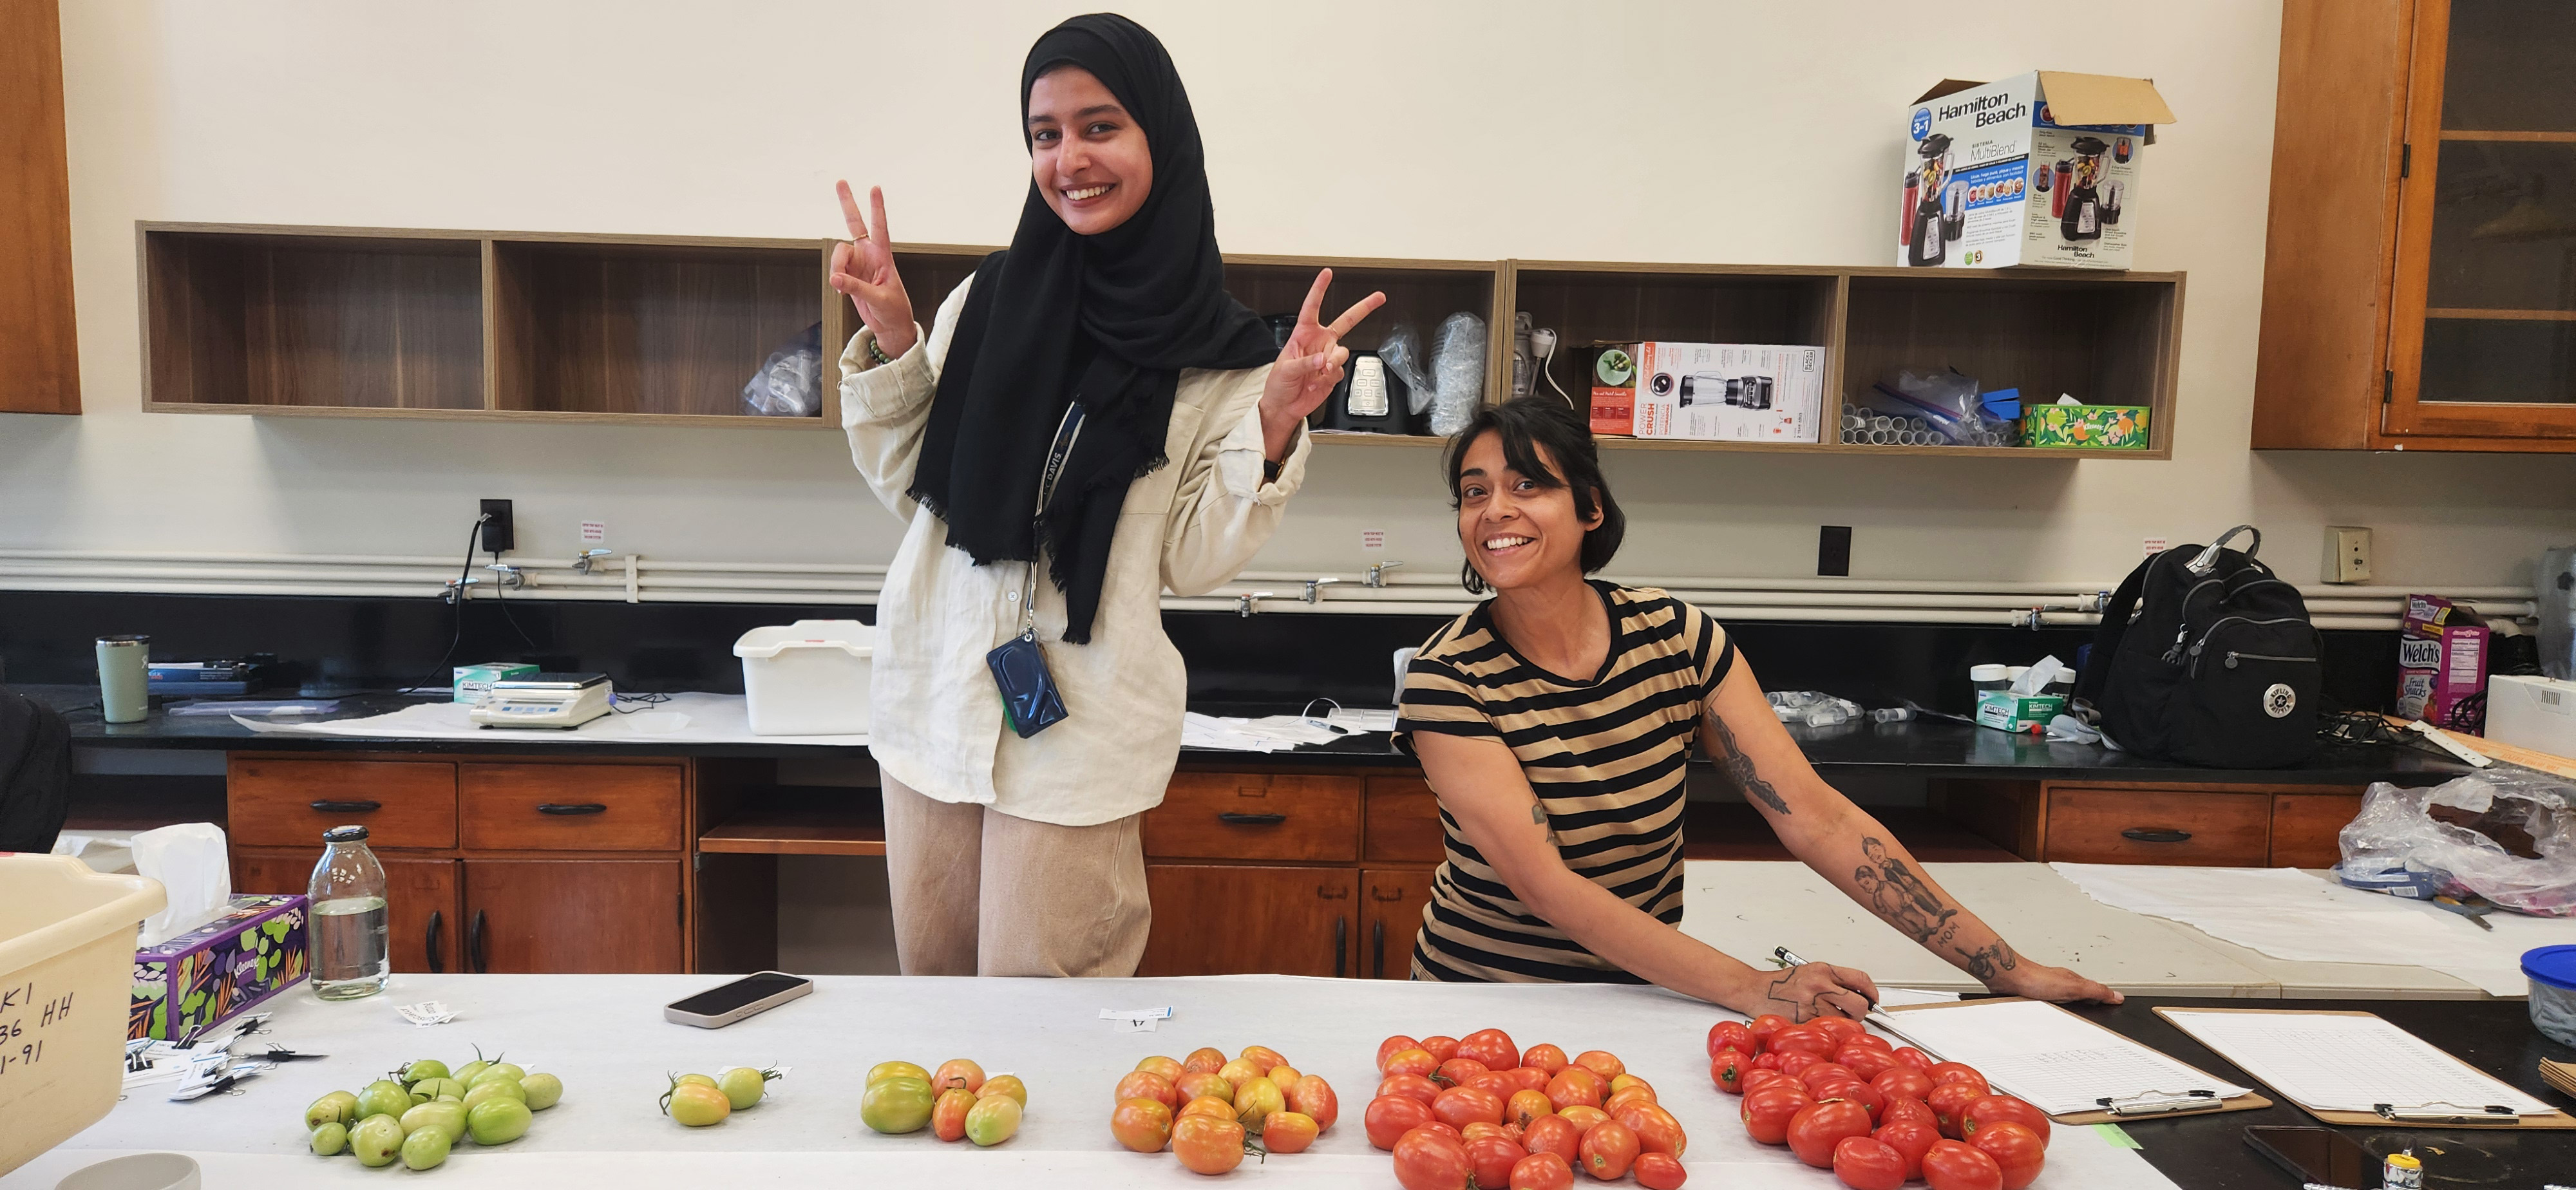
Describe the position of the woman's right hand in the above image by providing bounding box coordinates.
[831,180,916,357]
[1749,961,1881,1023]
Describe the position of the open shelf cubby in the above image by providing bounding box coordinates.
[491,238,827,418]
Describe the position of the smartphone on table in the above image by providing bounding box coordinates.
[664,971,813,1028]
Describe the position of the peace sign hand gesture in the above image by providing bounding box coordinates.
[1258,269,1387,462]
[829,180,917,357]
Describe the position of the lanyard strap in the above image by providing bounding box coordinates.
[1018,404,1086,637]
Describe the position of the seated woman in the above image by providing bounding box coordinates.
[1397,397,2119,1021]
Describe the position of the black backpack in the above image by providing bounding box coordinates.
[0,692,71,853]
[2076,525,2322,768]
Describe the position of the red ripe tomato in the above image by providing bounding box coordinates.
[1557,1106,1611,1135]
[1467,1134,1526,1188]
[1922,1139,2004,1190]
[1114,1070,1179,1110]
[1521,1114,1583,1164]
[1633,1151,1687,1190]
[1109,1097,1174,1154]
[1880,1095,1936,1131]
[1748,1014,1791,1053]
[1544,1068,1605,1112]
[1394,1127,1475,1190]
[1288,1075,1339,1133]
[1891,1046,1936,1072]
[1380,1073,1442,1106]
[1837,1046,1900,1081]
[1505,1067,1553,1094]
[1968,1122,2045,1190]
[1785,1099,1875,1168]
[1571,1051,1625,1081]
[1873,1067,1935,1103]
[1739,1083,1813,1146]
[1926,1081,1987,1138]
[1420,1036,1463,1063]
[1751,1051,1785,1072]
[1432,1086,1506,1130]
[1770,1026,1836,1059]
[1874,1119,1941,1181]
[1814,1017,1866,1047]
[1379,1035,1424,1072]
[1815,1080,1886,1124]
[1613,1102,1688,1157]
[1463,1122,1513,1144]
[1467,1071,1519,1098]
[1709,1047,1752,1094]
[1841,1032,1894,1053]
[1414,1121,1464,1143]
[1460,1028,1522,1072]
[1521,1044,1571,1076]
[1739,1069,1787,1095]
[1511,1151,1576,1190]
[1507,1089,1553,1128]
[1182,1047,1228,1075]
[1777,1053,1824,1081]
[1367,1093,1436,1150]
[1928,1062,1989,1091]
[1172,1114,1247,1175]
[1708,1021,1756,1060]
[1960,1095,2051,1144]
[1578,1119,1640,1180]
[1831,1136,1906,1190]
[1798,1063,1859,1095]
[1438,1057,1492,1086]
[1385,1048,1442,1079]
[1263,1110,1320,1153]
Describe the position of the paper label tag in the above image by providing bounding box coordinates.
[580,520,607,544]
[1101,1006,1173,1032]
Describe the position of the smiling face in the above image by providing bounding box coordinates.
[1454,430,1603,594]
[1027,65,1153,235]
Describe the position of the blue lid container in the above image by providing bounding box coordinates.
[2523,945,2576,1048]
[2528,945,2576,990]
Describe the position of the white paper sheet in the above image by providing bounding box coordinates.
[227,692,867,747]
[1875,999,2249,1116]
[2159,1010,2553,1115]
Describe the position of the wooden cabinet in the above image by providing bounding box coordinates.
[1143,773,1361,862]
[1137,865,1355,978]
[1,0,77,415]
[2257,0,2576,449]
[1363,777,1447,864]
[1361,868,1437,980]
[234,851,462,975]
[463,859,683,974]
[2270,791,2369,867]
[228,757,458,849]
[459,762,683,851]
[1937,779,2367,867]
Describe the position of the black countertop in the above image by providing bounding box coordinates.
[17,684,2479,785]
[2075,996,2575,1189]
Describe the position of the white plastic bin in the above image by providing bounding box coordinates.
[1,854,166,1175]
[734,619,876,736]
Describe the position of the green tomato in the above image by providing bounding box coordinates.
[401,1059,450,1086]
[399,1126,451,1171]
[667,1082,732,1128]
[466,1097,534,1145]
[469,1062,527,1088]
[461,1079,527,1113]
[355,1080,412,1122]
[518,1072,564,1111]
[859,1075,936,1135]
[350,1114,406,1168]
[453,1060,489,1085]
[716,1066,776,1110]
[963,1094,1022,1147]
[866,1061,930,1088]
[308,1122,348,1157]
[304,1090,359,1130]
[674,1072,717,1089]
[412,1077,468,1102]
[399,1100,468,1143]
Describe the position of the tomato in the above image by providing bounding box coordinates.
[1891,1046,1937,1072]
[1708,1020,1756,1060]
[1830,1136,1905,1190]
[1739,1083,1813,1146]
[1929,1062,1989,1091]
[1385,1048,1442,1079]
[1380,1073,1441,1106]
[1461,1028,1522,1071]
[1749,1014,1791,1052]
[1544,1067,1605,1112]
[1614,1101,1688,1157]
[1136,1055,1185,1082]
[1513,1151,1577,1190]
[1837,1046,1900,1081]
[1395,1127,1475,1190]
[1288,1074,1339,1132]
[1815,1017,1866,1046]
[1564,1104,1616,1133]
[1213,1059,1262,1089]
[1110,1097,1173,1153]
[1571,1050,1625,1081]
[1468,1134,1525,1187]
[1417,1120,1464,1142]
[981,1073,1027,1106]
[1367,1094,1437,1149]
[1463,1122,1511,1142]
[1467,1071,1519,1098]
[1770,1026,1836,1059]
[1179,1095,1236,1122]
[1522,1113,1584,1162]
[1240,1044,1287,1072]
[1176,1071,1235,1105]
[1844,1031,1895,1052]
[1922,1139,2004,1190]
[1420,1036,1463,1063]
[1740,1069,1787,1095]
[1234,1075,1286,1124]
[1776,1053,1821,1081]
[1799,1063,1859,1095]
[1609,1073,1653,1097]
[1880,1095,1936,1131]
[1927,1081,1987,1138]
[1578,1119,1640,1180]
[1604,1088,1656,1116]
[964,1095,1021,1147]
[1633,1151,1689,1190]
[1502,1066,1553,1094]
[933,1058,985,1095]
[931,1088,975,1142]
[1968,1121,2045,1190]
[1875,1119,1940,1180]
[1381,1035,1425,1072]
[1173,1113,1247,1175]
[1182,1047,1228,1075]
[1115,1070,1179,1110]
[1267,1064,1305,1096]
[858,1075,931,1134]
[1507,1088,1554,1128]
[1433,1086,1506,1129]
[1434,1055,1488,1084]
[1961,1095,2051,1144]
[1521,1044,1571,1075]
[1817,1080,1886,1124]
[1873,1066,1934,1102]
[1752,1051,1785,1072]
[1262,1109,1320,1154]
[1786,1099,1874,1167]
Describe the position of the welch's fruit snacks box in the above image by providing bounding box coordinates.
[130,894,307,1043]
[2396,594,2490,735]
[1899,71,2175,270]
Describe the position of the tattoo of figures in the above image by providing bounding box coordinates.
[1529,800,1558,845]
[1705,712,1790,815]
[1854,836,1957,943]
[1955,939,2020,983]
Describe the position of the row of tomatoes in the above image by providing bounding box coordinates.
[1368,1029,1689,1190]
[1707,1015,2048,1190]
[1107,1044,1342,1175]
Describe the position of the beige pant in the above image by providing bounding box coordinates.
[880,774,1152,978]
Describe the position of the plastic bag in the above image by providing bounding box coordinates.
[1850,364,2014,446]
[2337,770,2576,916]
[2540,544,2576,681]
[1427,312,1488,437]
[1378,323,1434,415]
[1767,690,1861,728]
[741,322,824,417]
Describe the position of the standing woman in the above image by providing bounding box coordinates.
[829,14,1382,978]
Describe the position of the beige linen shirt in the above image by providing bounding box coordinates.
[842,277,1310,826]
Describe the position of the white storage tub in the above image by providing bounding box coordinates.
[0,854,166,1175]
[734,619,876,736]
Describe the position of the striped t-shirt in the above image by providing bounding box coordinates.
[1395,582,1735,983]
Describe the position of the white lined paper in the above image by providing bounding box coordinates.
[2159,1010,2551,1115]
[1880,999,2250,1116]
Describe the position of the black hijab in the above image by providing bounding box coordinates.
[906,12,1274,645]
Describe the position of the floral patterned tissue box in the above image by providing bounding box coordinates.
[2020,404,2150,449]
[129,894,308,1043]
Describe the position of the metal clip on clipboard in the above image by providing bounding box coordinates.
[2096,1089,2224,1117]
[2373,1101,2519,1125]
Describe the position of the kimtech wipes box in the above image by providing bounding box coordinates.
[1899,71,2176,270]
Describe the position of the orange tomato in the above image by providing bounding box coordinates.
[1571,1050,1625,1081]
[931,1088,974,1142]
[1109,1097,1173,1154]
[1239,1045,1288,1073]
[1419,1036,1463,1063]
[1521,1113,1583,1163]
[1384,1048,1441,1079]
[1614,1101,1688,1157]
[1521,1044,1571,1076]
[1507,1088,1554,1128]
[1182,1047,1227,1075]
[1578,1119,1641,1180]
[1135,1055,1184,1083]
[1171,1113,1246,1175]
[1379,1073,1442,1106]
[1544,1067,1605,1113]
[1262,1110,1320,1154]
[1175,1071,1233,1105]
[1557,1105,1611,1134]
[1378,1035,1424,1072]
[1287,1075,1339,1133]
[1113,1070,1179,1111]
[1179,1095,1236,1122]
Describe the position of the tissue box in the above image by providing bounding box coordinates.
[1975,691,2066,732]
[2020,404,2149,449]
[129,894,307,1043]
[453,662,536,704]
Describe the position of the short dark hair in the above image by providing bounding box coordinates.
[1443,397,1626,594]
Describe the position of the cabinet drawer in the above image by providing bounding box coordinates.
[1144,773,1361,862]
[460,764,685,851]
[228,758,457,849]
[1365,777,1447,864]
[2270,790,2365,868]
[1138,864,1354,978]
[2044,787,2271,866]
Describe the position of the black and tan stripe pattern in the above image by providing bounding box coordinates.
[1395,582,1734,983]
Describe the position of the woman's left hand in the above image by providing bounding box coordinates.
[1989,961,2125,1005]
[1258,268,1386,462]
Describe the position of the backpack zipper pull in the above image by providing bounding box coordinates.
[2224,652,2239,669]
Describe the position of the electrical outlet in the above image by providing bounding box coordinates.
[478,499,515,554]
[1817,525,1852,577]
[2325,525,2372,583]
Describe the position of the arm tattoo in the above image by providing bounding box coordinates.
[1762,968,1832,1024]
[1856,836,1959,943]
[1705,712,1790,815]
[1954,939,2020,982]
[1530,800,1558,845]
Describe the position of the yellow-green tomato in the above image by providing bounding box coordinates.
[411,1077,466,1102]
[399,1100,467,1143]
[308,1122,348,1157]
[453,1060,489,1085]
[467,1097,534,1145]
[859,1075,936,1135]
[667,1082,732,1128]
[350,1115,406,1167]
[1234,1077,1285,1124]
[978,1073,1027,1106]
[518,1072,564,1111]
[964,1094,1022,1147]
[305,1090,359,1130]
[355,1080,411,1122]
[866,1061,930,1088]
[1217,1059,1265,1086]
[399,1126,451,1171]
[401,1059,450,1086]
[469,1062,527,1088]
[716,1067,772,1110]
[675,1073,718,1089]
[463,1077,526,1110]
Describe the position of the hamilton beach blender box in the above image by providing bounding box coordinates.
[1898,71,2175,270]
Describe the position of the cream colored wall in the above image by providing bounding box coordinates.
[7,0,2573,589]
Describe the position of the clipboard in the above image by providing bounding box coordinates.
[1877,997,2271,1124]
[2153,1006,2576,1131]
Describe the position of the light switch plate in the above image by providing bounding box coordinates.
[2325,525,2372,583]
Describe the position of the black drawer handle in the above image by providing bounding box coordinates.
[469,909,488,974]
[309,800,381,813]
[1219,811,1287,826]
[2122,828,2193,844]
[536,803,608,816]
[1334,915,1347,979]
[425,910,444,974]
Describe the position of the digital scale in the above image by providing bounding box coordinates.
[468,672,612,730]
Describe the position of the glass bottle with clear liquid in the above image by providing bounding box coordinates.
[308,825,390,1000]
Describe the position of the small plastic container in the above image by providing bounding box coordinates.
[2524,945,2576,1047]
[0,854,167,1175]
[734,619,876,736]
[1969,663,2009,692]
